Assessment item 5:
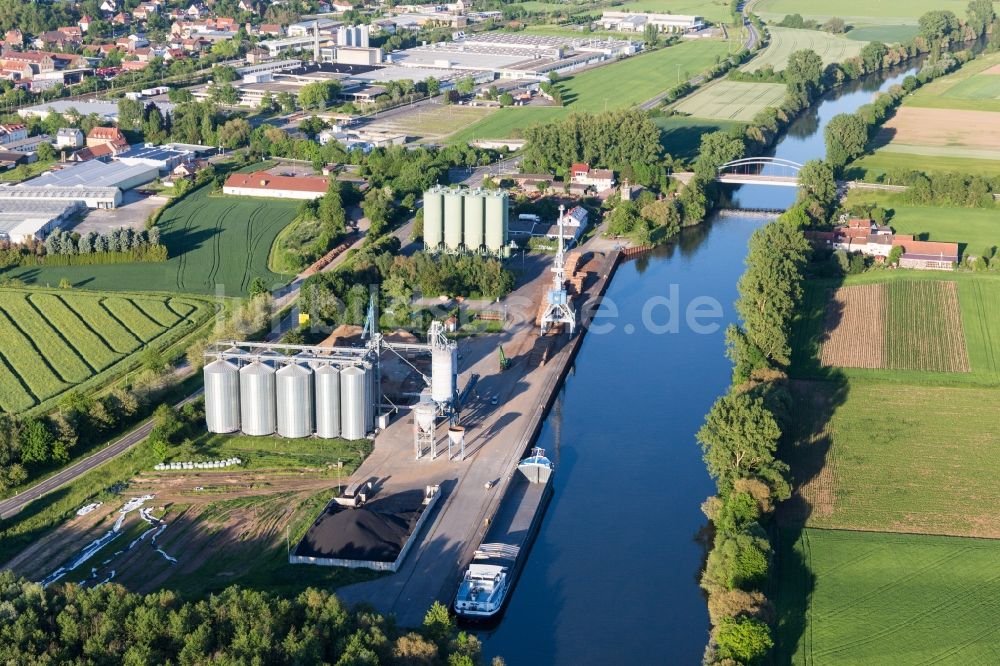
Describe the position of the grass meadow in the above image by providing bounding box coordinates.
[0,288,214,413]
[655,116,739,160]
[774,528,1000,664]
[449,39,733,142]
[0,183,298,297]
[671,80,787,120]
[849,148,1000,179]
[742,27,866,73]
[906,51,1000,113]
[754,0,968,25]
[845,24,919,43]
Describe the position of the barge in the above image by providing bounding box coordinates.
[454,448,554,619]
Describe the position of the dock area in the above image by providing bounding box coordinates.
[333,247,622,626]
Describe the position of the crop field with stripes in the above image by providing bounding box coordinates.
[741,27,866,73]
[671,80,787,121]
[0,288,214,413]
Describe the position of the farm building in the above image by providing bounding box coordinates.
[893,238,960,271]
[0,199,82,242]
[223,171,330,200]
[804,219,959,271]
[570,163,615,192]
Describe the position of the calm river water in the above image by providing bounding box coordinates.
[482,63,922,664]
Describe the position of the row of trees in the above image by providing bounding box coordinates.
[0,228,167,269]
[0,573,494,666]
[300,237,515,331]
[697,213,812,665]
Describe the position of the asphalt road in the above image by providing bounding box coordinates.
[0,390,203,520]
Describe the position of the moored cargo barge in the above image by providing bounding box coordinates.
[454,448,554,620]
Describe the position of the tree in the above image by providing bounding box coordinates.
[714,617,773,663]
[498,92,514,107]
[216,118,252,149]
[141,346,167,373]
[918,10,959,41]
[117,98,145,131]
[859,41,888,73]
[821,17,846,33]
[824,112,868,170]
[795,160,837,220]
[967,0,995,36]
[19,419,53,466]
[888,245,903,266]
[456,76,475,96]
[318,178,347,236]
[697,392,786,495]
[209,83,239,106]
[298,115,328,139]
[695,131,745,177]
[425,76,441,97]
[35,141,56,161]
[784,49,824,101]
[298,81,340,111]
[643,23,659,45]
[277,91,297,113]
[249,277,268,298]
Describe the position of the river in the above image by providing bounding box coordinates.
[482,62,922,664]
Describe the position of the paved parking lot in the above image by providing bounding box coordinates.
[72,191,168,233]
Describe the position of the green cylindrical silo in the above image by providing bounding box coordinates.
[484,190,509,256]
[444,189,464,251]
[463,191,485,253]
[423,186,444,251]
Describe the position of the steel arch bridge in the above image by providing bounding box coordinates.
[716,157,804,187]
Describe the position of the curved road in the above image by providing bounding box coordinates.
[0,391,203,520]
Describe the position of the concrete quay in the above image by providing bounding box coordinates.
[332,248,622,627]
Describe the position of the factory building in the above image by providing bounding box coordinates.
[0,184,122,209]
[600,11,705,33]
[24,160,158,194]
[337,25,370,48]
[422,185,509,257]
[0,199,83,243]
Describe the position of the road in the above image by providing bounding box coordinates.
[639,1,761,110]
[0,391,203,520]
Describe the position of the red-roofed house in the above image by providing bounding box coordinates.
[570,162,615,191]
[86,126,129,153]
[223,171,330,200]
[0,123,28,144]
[79,16,93,32]
[892,238,959,270]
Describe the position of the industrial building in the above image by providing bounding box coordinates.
[115,143,195,175]
[223,171,330,200]
[599,11,706,33]
[0,199,82,243]
[0,184,122,209]
[423,185,509,257]
[16,99,175,123]
[24,160,158,192]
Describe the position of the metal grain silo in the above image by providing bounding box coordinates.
[239,361,276,436]
[204,359,240,433]
[423,186,444,251]
[340,365,368,440]
[484,190,508,256]
[431,345,456,403]
[314,364,341,438]
[276,363,314,438]
[444,189,464,251]
[463,191,485,253]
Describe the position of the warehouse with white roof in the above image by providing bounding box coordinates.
[0,200,84,243]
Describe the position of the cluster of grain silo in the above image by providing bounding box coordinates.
[203,349,376,441]
[422,185,509,257]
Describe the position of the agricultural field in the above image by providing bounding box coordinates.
[842,190,1000,253]
[0,288,213,413]
[614,0,735,23]
[656,116,739,160]
[792,272,1000,386]
[2,433,373,598]
[742,27,866,73]
[845,24,918,43]
[0,181,298,296]
[851,53,1000,177]
[783,379,1000,536]
[818,281,969,373]
[774,528,1000,664]
[364,103,496,142]
[754,0,968,26]
[449,38,733,142]
[671,80,787,121]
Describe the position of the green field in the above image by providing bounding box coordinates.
[0,288,214,413]
[775,528,1000,664]
[671,79,787,120]
[742,27,866,73]
[755,0,968,24]
[615,0,734,22]
[449,39,733,142]
[846,24,919,42]
[849,148,1000,179]
[784,379,1000,536]
[656,116,739,160]
[906,51,1000,113]
[842,190,1000,254]
[0,182,298,296]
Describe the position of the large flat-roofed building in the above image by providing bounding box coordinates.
[0,199,83,243]
[0,184,121,209]
[115,143,194,174]
[26,160,158,192]
[600,11,705,33]
[17,100,176,123]
[223,171,330,200]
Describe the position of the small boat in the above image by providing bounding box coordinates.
[454,447,553,619]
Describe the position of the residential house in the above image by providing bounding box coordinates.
[86,126,130,154]
[570,163,615,191]
[133,3,159,21]
[121,60,150,72]
[3,52,55,75]
[332,0,354,11]
[804,219,960,271]
[57,26,84,41]
[112,12,131,26]
[258,23,284,36]
[0,124,28,145]
[35,31,81,51]
[238,0,257,13]
[186,3,208,19]
[1,60,32,80]
[56,127,84,149]
[4,29,22,48]
[100,0,117,14]
[51,53,90,70]
[131,47,154,62]
[79,16,93,33]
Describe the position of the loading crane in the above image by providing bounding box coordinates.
[539,204,576,334]
[498,345,510,371]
